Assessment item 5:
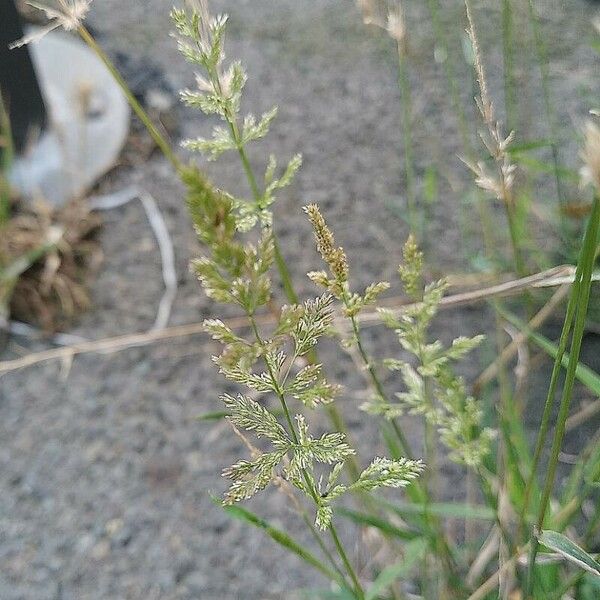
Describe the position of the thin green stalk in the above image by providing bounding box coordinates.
[428,0,496,258]
[526,196,600,596]
[273,236,300,305]
[233,129,300,305]
[422,419,437,597]
[505,200,527,278]
[330,524,364,600]
[300,510,350,587]
[344,303,464,594]
[396,42,418,238]
[521,268,581,520]
[248,315,364,599]
[525,0,566,216]
[77,26,180,172]
[501,0,518,133]
[347,310,412,458]
[234,132,262,202]
[223,503,347,588]
[206,59,301,309]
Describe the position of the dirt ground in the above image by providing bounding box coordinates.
[1,1,600,598]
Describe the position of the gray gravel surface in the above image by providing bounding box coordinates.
[2,1,600,598]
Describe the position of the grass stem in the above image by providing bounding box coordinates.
[77,26,181,172]
[396,42,418,238]
[249,314,364,598]
[525,196,600,595]
[524,0,566,219]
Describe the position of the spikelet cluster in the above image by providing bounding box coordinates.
[358,0,406,47]
[304,204,349,293]
[180,167,273,314]
[206,293,423,529]
[172,3,301,231]
[462,0,516,207]
[9,0,92,48]
[174,0,423,537]
[367,237,494,468]
[397,234,422,300]
[304,204,390,319]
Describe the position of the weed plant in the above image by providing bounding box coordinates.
[168,2,600,598]
[8,0,600,598]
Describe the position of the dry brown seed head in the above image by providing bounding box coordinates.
[581,120,600,192]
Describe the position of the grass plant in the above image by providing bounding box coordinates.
[8,0,600,597]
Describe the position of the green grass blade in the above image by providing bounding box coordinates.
[222,503,346,587]
[538,530,600,579]
[512,155,578,181]
[378,498,496,522]
[365,538,428,600]
[502,311,600,396]
[507,139,554,154]
[423,166,438,206]
[336,507,420,541]
[527,196,600,593]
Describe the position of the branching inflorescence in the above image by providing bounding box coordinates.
[5,0,600,597]
[172,7,424,595]
[172,2,301,232]
[168,1,599,597]
[377,237,495,469]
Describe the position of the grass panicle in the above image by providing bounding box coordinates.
[5,1,600,598]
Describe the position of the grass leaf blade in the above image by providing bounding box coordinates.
[221,503,345,586]
[538,530,600,578]
[365,538,428,600]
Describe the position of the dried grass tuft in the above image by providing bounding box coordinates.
[0,199,101,331]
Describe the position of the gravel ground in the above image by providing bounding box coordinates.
[2,1,600,598]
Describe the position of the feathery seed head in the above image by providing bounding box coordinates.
[358,1,406,47]
[9,0,92,48]
[398,234,423,299]
[386,2,405,44]
[304,204,349,287]
[464,0,516,206]
[358,0,386,28]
